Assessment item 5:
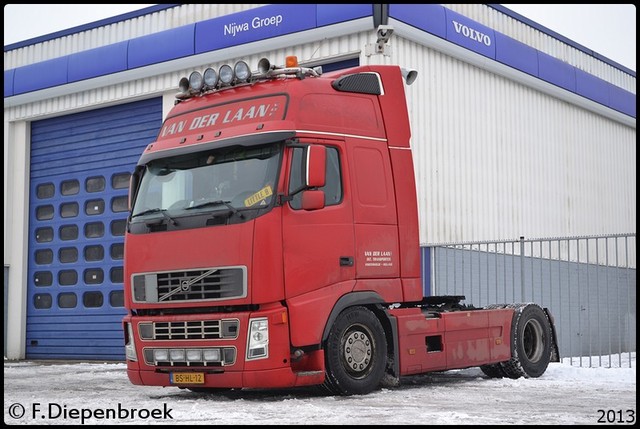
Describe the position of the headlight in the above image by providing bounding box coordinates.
[246,318,269,360]
[125,323,137,361]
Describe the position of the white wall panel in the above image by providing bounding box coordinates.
[393,38,635,249]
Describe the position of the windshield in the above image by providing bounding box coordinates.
[131,143,282,223]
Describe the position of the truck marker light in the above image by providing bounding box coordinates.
[286,55,299,67]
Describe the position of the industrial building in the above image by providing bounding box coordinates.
[4,4,635,361]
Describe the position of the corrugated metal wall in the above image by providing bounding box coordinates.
[5,4,635,249]
[392,37,636,247]
[4,4,264,69]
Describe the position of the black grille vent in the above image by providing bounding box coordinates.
[132,266,246,303]
[154,320,226,340]
[157,269,244,301]
[332,73,381,95]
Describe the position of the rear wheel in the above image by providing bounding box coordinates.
[500,303,553,379]
[480,363,508,378]
[323,306,387,396]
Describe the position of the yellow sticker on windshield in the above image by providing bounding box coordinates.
[244,185,273,207]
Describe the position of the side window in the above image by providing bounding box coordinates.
[289,146,342,210]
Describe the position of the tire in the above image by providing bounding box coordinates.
[323,306,387,396]
[480,363,507,378]
[500,303,553,379]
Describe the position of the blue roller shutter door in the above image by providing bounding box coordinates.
[27,97,162,360]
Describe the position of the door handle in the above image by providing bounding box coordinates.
[339,256,354,267]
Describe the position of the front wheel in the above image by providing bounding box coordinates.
[323,306,387,396]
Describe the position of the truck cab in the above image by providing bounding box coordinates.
[123,57,556,395]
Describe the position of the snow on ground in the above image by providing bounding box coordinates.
[4,354,636,425]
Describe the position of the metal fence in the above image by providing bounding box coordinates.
[427,233,636,368]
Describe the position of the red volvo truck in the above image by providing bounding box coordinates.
[123,56,559,395]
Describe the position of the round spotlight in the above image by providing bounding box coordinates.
[234,61,251,82]
[203,67,218,88]
[189,71,203,92]
[219,64,234,85]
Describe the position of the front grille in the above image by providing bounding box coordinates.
[132,266,246,303]
[139,319,239,340]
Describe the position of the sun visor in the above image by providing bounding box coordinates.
[137,130,295,165]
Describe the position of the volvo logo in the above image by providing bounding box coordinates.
[159,268,219,301]
[452,20,492,47]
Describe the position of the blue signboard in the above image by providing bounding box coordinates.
[444,10,495,60]
[388,4,635,119]
[195,4,317,54]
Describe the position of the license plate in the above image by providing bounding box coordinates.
[170,372,205,385]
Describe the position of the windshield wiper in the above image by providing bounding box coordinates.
[131,208,178,225]
[186,200,244,219]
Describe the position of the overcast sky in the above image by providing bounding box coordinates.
[3,4,636,72]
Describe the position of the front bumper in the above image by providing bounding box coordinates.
[123,304,325,389]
